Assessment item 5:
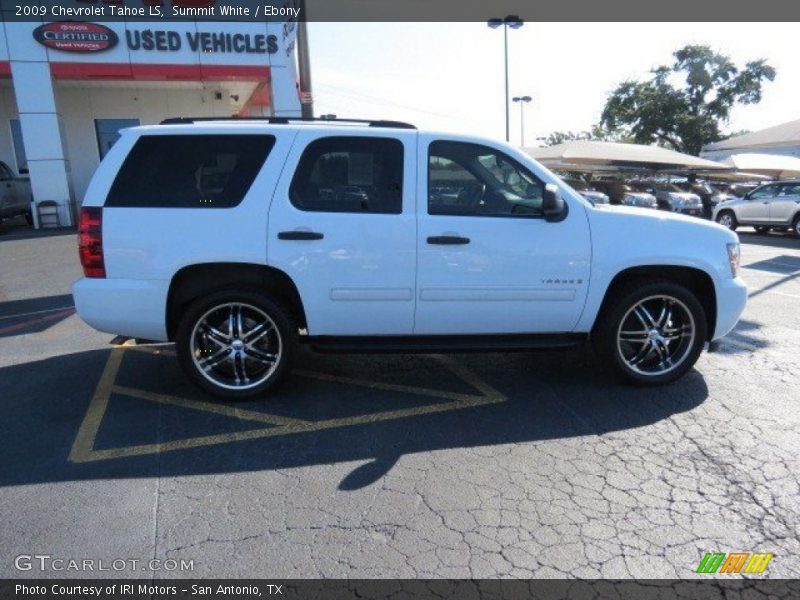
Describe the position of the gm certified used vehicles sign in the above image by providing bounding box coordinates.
[33,22,118,53]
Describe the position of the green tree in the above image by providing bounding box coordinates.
[542,125,622,146]
[599,45,775,155]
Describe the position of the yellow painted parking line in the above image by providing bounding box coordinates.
[68,348,125,464]
[112,384,309,427]
[127,344,176,356]
[69,348,507,464]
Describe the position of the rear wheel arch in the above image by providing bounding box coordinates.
[166,263,307,341]
[594,265,717,342]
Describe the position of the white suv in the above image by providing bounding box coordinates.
[73,118,747,398]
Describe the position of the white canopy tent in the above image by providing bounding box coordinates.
[526,140,728,173]
[703,119,800,153]
[721,153,800,179]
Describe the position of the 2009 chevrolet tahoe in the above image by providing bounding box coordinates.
[73,117,747,399]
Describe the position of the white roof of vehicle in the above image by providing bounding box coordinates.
[526,140,727,172]
[704,118,800,151]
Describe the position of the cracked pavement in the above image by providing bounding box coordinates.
[1,224,799,579]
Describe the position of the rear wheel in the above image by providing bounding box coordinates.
[175,289,296,400]
[593,280,707,386]
[753,225,770,234]
[24,211,33,226]
[716,210,737,231]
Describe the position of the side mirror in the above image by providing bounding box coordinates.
[542,183,568,222]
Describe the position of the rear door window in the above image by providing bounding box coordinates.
[289,136,404,214]
[106,134,275,208]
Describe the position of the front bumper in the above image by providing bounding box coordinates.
[713,276,748,340]
[669,206,704,217]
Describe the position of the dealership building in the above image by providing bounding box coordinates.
[0,19,301,227]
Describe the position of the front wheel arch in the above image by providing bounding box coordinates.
[593,266,717,342]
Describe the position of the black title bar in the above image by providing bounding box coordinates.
[2,0,800,22]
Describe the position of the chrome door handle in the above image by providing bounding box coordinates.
[277,230,324,241]
[427,235,470,245]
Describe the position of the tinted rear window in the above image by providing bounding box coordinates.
[106,134,275,208]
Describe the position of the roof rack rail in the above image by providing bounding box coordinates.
[159,116,416,129]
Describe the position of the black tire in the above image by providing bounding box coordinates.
[24,211,33,226]
[753,225,770,234]
[175,289,297,400]
[592,279,707,386]
[793,214,800,237]
[716,210,738,231]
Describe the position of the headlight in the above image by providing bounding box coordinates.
[727,243,740,277]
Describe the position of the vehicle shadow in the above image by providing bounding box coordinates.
[739,231,799,250]
[0,345,709,491]
[717,318,769,353]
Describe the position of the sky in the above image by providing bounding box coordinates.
[307,22,799,147]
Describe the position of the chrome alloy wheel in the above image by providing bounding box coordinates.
[718,213,734,229]
[616,295,696,376]
[190,302,282,391]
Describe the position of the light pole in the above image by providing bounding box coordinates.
[488,15,523,142]
[296,0,313,118]
[512,95,532,146]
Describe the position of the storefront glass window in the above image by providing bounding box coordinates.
[10,119,27,174]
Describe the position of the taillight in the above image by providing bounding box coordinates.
[78,207,105,278]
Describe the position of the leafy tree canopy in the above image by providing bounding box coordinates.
[598,45,775,155]
[542,125,623,147]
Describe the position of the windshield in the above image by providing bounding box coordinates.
[628,182,653,193]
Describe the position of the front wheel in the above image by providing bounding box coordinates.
[716,210,737,231]
[593,280,707,386]
[793,215,800,237]
[175,290,297,400]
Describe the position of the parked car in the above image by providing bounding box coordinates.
[592,180,658,208]
[563,178,610,205]
[640,182,704,216]
[714,180,800,236]
[674,181,727,220]
[73,118,746,398]
[726,183,761,199]
[0,161,32,227]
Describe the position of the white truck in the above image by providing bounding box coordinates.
[73,118,747,399]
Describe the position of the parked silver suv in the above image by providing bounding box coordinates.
[714,180,800,236]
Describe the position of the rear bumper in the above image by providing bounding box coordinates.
[713,276,748,340]
[72,277,169,341]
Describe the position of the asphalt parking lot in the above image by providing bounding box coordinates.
[1,215,799,579]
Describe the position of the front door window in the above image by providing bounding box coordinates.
[428,141,544,218]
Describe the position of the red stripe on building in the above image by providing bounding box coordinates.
[49,63,270,82]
